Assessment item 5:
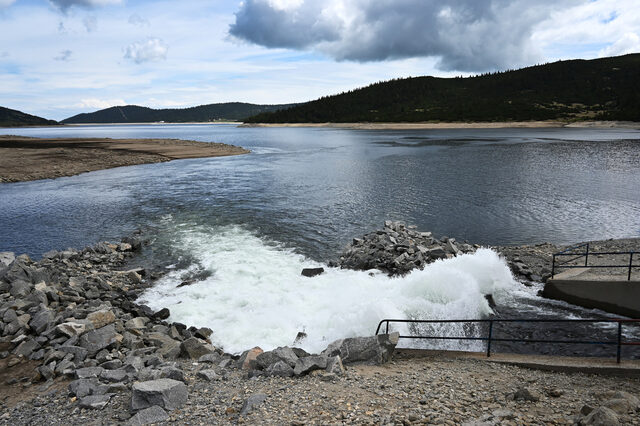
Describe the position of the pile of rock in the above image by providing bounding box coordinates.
[337,221,476,276]
[0,240,401,422]
[575,390,640,425]
[239,333,399,379]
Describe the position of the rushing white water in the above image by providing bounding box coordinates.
[138,225,519,354]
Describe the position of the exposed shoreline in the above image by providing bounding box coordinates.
[240,120,640,130]
[0,234,639,424]
[0,136,249,183]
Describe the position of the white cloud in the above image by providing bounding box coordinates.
[599,32,640,57]
[230,0,583,72]
[83,15,97,32]
[128,13,149,26]
[54,49,72,61]
[49,0,122,12]
[124,38,169,64]
[76,98,127,109]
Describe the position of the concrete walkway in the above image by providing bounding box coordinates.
[395,348,640,377]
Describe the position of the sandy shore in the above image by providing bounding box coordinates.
[0,136,249,183]
[241,120,640,130]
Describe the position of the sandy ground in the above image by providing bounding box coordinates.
[241,120,640,130]
[0,136,249,183]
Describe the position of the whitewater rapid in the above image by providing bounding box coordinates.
[138,225,519,354]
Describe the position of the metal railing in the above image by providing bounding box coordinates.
[551,243,638,280]
[375,318,640,363]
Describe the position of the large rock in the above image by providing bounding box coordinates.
[293,355,328,376]
[86,310,116,329]
[180,337,214,359]
[127,406,169,425]
[580,406,620,425]
[266,361,294,377]
[131,379,188,412]
[146,333,181,360]
[56,322,87,338]
[29,309,54,334]
[238,347,263,370]
[79,324,120,356]
[240,393,267,416]
[256,347,299,369]
[78,394,112,410]
[322,332,399,365]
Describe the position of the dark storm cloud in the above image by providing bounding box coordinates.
[49,0,121,12]
[229,0,584,72]
[230,0,342,49]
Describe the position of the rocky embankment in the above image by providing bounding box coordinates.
[336,221,477,276]
[336,220,545,284]
[1,227,639,424]
[0,240,401,424]
[337,221,639,285]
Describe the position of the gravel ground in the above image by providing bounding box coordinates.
[2,352,640,425]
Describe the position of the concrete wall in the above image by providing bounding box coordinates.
[543,279,640,318]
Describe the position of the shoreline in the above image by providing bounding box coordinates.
[0,136,249,183]
[240,120,640,130]
[0,234,639,423]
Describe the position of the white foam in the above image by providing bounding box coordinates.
[138,225,518,354]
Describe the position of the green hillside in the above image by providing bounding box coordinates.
[62,102,297,124]
[0,107,58,127]
[246,54,640,123]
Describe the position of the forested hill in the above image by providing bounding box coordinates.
[245,54,640,123]
[0,107,58,127]
[62,102,297,124]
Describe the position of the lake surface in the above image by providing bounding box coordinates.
[1,124,639,259]
[1,124,639,355]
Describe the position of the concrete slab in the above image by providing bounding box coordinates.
[395,349,640,377]
[543,278,640,318]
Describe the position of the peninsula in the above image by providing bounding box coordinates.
[0,136,249,183]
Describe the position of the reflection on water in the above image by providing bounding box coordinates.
[0,124,639,260]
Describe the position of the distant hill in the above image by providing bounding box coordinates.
[246,54,640,123]
[0,107,58,127]
[62,102,298,124]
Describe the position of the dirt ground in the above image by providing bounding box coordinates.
[0,136,249,183]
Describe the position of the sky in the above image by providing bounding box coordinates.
[0,0,639,120]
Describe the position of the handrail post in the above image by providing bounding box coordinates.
[585,243,589,267]
[551,254,555,278]
[616,321,622,364]
[486,320,493,358]
[386,321,389,334]
[629,253,634,281]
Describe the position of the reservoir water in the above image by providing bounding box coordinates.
[1,124,639,355]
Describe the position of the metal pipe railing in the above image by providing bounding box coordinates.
[551,243,638,280]
[375,318,640,363]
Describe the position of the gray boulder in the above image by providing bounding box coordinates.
[13,338,40,358]
[266,360,294,377]
[29,309,54,334]
[321,332,399,365]
[293,355,328,376]
[75,366,104,379]
[127,406,169,425]
[69,378,108,398]
[78,394,112,410]
[160,366,185,382]
[240,393,267,416]
[580,406,620,425]
[256,347,299,369]
[10,280,31,298]
[180,337,214,359]
[196,369,217,382]
[131,379,188,412]
[326,356,345,375]
[79,324,119,356]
